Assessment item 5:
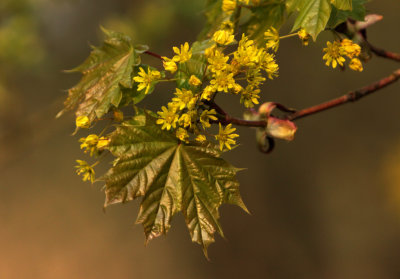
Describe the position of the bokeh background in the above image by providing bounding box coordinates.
[1,0,400,278]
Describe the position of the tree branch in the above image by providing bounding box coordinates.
[368,43,400,62]
[287,68,400,121]
[217,68,400,127]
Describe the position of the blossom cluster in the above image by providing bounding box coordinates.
[323,39,363,71]
[133,21,280,151]
[72,1,365,183]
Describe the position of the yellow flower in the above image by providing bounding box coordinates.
[210,71,236,93]
[162,56,177,73]
[322,41,346,68]
[133,67,161,94]
[212,30,235,45]
[176,128,189,143]
[172,42,192,63]
[75,160,95,183]
[172,88,197,110]
[234,34,259,67]
[201,85,216,101]
[240,86,260,108]
[195,134,207,143]
[219,20,234,32]
[297,29,310,46]
[222,0,236,14]
[264,27,280,52]
[156,104,179,130]
[208,49,229,73]
[349,58,363,72]
[76,115,90,129]
[96,137,110,149]
[259,52,279,79]
[189,75,202,86]
[179,111,195,128]
[341,39,361,58]
[204,44,217,58]
[246,68,266,88]
[79,134,99,156]
[200,109,218,129]
[233,83,243,94]
[215,123,239,151]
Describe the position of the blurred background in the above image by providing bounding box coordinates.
[1,0,400,278]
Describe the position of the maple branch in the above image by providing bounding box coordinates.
[208,101,266,127]
[371,46,400,62]
[216,68,400,127]
[287,68,400,121]
[367,43,400,62]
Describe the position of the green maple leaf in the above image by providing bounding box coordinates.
[327,0,367,28]
[57,28,148,122]
[292,0,332,40]
[286,0,307,13]
[241,3,286,46]
[331,0,352,10]
[102,112,248,257]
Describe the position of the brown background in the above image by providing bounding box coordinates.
[1,1,400,278]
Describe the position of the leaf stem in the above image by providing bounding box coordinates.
[144,50,164,61]
[279,33,298,40]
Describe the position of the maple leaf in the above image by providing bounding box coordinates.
[102,112,248,257]
[58,28,147,122]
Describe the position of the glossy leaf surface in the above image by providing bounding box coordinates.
[59,28,145,121]
[102,112,248,255]
[292,0,332,40]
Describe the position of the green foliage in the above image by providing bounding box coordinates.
[103,111,248,256]
[327,0,367,28]
[291,0,367,38]
[200,0,367,42]
[242,3,286,45]
[292,0,332,39]
[175,40,212,89]
[58,28,148,122]
[62,0,371,256]
[331,0,352,10]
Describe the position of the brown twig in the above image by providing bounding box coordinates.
[368,44,400,62]
[216,68,400,127]
[287,68,400,121]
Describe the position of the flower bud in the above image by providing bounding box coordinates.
[266,117,297,141]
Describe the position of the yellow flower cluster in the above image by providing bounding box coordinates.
[215,123,239,151]
[222,0,236,14]
[264,27,280,52]
[323,39,363,71]
[222,0,259,14]
[75,160,95,183]
[153,23,279,151]
[133,67,161,94]
[79,134,110,156]
[297,29,311,46]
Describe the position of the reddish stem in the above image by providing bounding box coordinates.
[219,68,400,127]
[368,43,400,62]
[144,51,164,61]
[287,68,400,121]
